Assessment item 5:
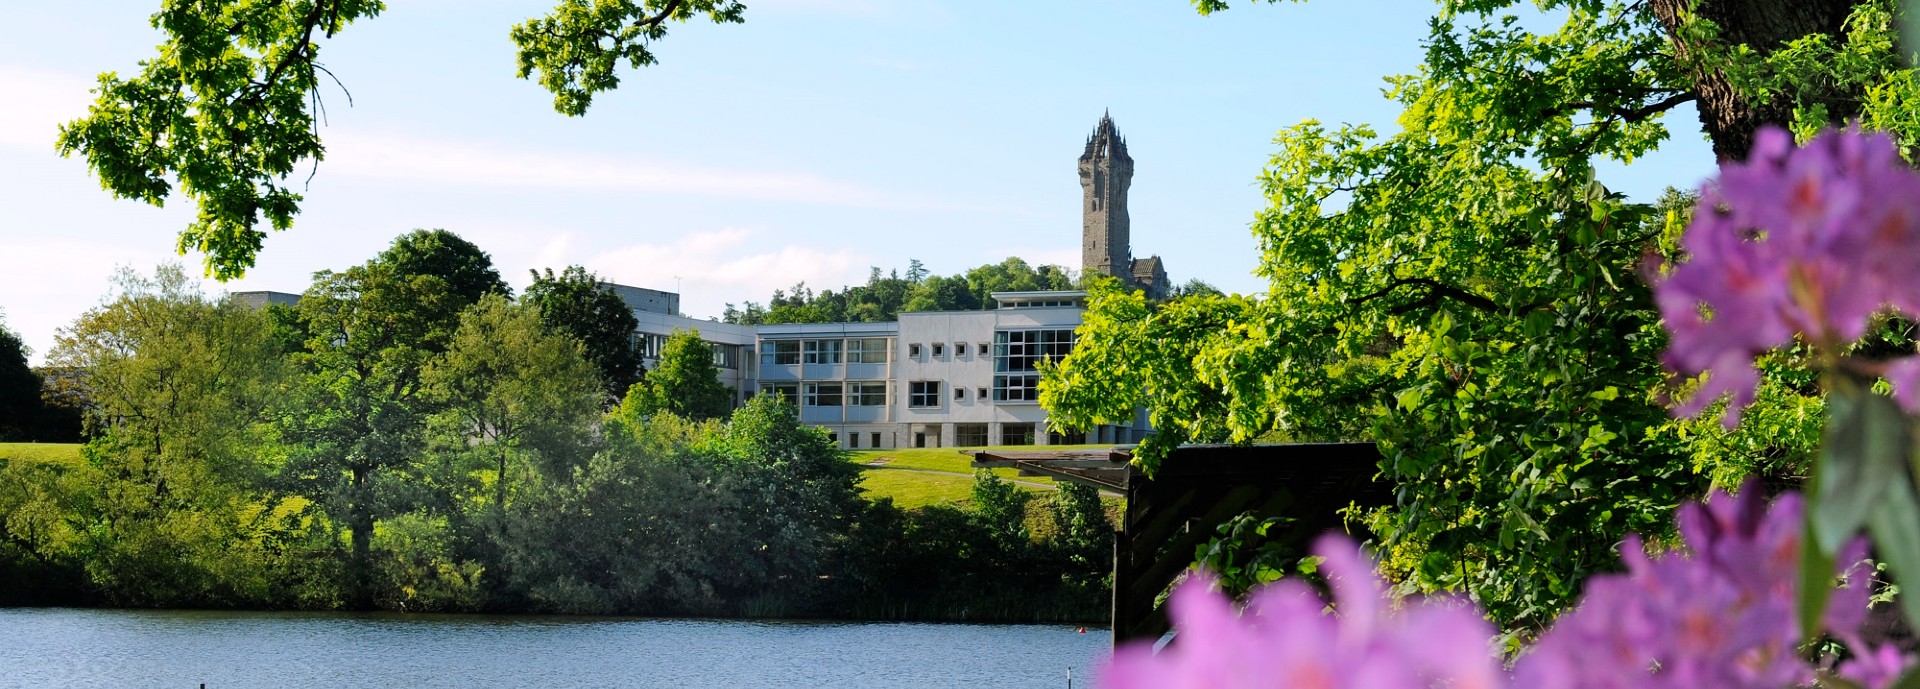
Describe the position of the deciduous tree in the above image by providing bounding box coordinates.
[522,266,644,401]
[621,329,731,421]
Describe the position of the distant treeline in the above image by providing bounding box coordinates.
[0,230,1110,622]
[721,258,1219,325]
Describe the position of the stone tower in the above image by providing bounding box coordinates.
[1080,112,1133,281]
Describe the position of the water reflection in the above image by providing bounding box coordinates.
[0,608,1108,688]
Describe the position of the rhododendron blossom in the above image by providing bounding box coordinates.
[1652,127,1920,425]
[1514,483,1882,689]
[1101,534,1505,689]
[1101,486,1909,688]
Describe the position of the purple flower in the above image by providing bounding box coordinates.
[1100,535,1504,689]
[1652,127,1920,424]
[1513,482,1893,689]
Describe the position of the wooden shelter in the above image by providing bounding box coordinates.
[972,443,1389,646]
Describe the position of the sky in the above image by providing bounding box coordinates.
[0,0,1717,364]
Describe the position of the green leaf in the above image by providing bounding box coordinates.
[1886,667,1920,689]
[1813,388,1909,555]
[1867,479,1920,632]
[1799,507,1835,641]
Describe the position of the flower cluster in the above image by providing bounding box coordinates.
[1514,483,1889,689]
[1653,127,1920,425]
[1101,534,1504,689]
[1101,486,1909,688]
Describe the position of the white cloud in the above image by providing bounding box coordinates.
[0,65,93,152]
[579,227,873,319]
[323,129,978,210]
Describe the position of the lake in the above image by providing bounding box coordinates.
[0,608,1110,688]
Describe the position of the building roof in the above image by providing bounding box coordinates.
[229,291,301,309]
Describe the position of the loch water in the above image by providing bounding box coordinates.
[0,608,1110,688]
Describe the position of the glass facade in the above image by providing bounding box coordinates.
[993,329,1075,402]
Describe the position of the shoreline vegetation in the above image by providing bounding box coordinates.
[0,247,1116,626]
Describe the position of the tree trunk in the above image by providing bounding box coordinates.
[348,465,373,609]
[1648,0,1862,161]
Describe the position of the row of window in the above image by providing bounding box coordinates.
[999,299,1080,309]
[762,338,892,366]
[757,378,1043,407]
[633,333,744,370]
[759,330,1077,372]
[630,328,1077,375]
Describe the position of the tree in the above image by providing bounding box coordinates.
[47,265,299,606]
[281,259,459,607]
[522,266,644,401]
[425,294,603,511]
[377,229,509,308]
[0,313,43,442]
[58,1,746,278]
[621,329,731,421]
[1046,0,1920,628]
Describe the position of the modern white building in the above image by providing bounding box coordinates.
[611,288,1151,449]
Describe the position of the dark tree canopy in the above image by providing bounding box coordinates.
[0,316,44,442]
[522,266,646,401]
[376,230,508,308]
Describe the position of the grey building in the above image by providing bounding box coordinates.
[230,291,302,309]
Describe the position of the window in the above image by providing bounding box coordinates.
[829,432,838,444]
[955,424,989,447]
[977,343,989,356]
[870,432,881,448]
[637,333,669,360]
[993,374,1041,402]
[803,382,843,407]
[803,339,843,364]
[711,343,739,369]
[849,433,860,449]
[762,340,800,366]
[994,329,1076,373]
[953,386,965,401]
[847,338,890,364]
[1002,423,1037,446]
[977,387,987,401]
[993,329,1074,403]
[909,343,922,358]
[908,381,941,408]
[932,343,945,358]
[848,381,888,406]
[760,382,799,402]
[955,342,967,358]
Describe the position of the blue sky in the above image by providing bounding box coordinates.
[0,1,1716,362]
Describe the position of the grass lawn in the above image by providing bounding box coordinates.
[0,442,85,467]
[848,445,1111,509]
